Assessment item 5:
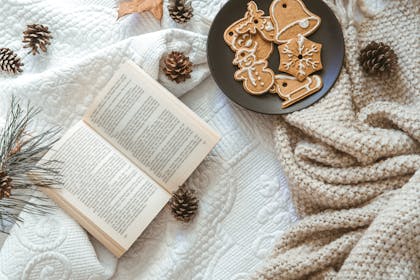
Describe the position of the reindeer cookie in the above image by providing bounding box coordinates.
[235,1,276,42]
[224,1,275,60]
[233,46,275,95]
[224,30,273,60]
[270,74,323,108]
[270,0,321,44]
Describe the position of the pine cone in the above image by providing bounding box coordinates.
[0,48,24,74]
[170,186,198,222]
[0,172,12,200]
[22,24,53,55]
[163,51,193,83]
[359,41,398,76]
[168,0,193,24]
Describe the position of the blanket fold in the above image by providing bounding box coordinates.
[255,0,420,279]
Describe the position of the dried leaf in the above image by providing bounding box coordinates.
[118,0,163,20]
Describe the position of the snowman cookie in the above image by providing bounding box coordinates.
[233,45,275,95]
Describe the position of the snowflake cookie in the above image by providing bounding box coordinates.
[278,34,323,81]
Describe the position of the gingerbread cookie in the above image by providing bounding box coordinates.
[269,0,321,44]
[270,74,323,108]
[224,29,273,60]
[224,1,274,60]
[233,46,275,95]
[223,0,324,109]
[235,1,276,42]
[278,34,323,81]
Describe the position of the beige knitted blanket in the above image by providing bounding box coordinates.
[255,0,420,279]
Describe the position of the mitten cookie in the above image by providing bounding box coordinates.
[270,74,323,108]
[278,34,323,81]
[270,0,321,44]
[233,46,275,95]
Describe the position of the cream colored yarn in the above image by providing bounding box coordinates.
[255,0,420,279]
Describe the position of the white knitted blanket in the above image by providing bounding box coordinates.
[0,0,300,279]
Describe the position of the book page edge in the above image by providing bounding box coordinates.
[42,188,126,258]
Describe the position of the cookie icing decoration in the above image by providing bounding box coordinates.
[224,28,273,60]
[223,0,325,109]
[235,1,276,42]
[224,14,274,60]
[233,45,275,95]
[278,34,323,81]
[235,1,265,35]
[270,0,321,44]
[270,74,323,108]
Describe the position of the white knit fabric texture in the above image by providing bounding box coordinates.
[0,0,299,279]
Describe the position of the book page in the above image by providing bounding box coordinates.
[42,121,170,256]
[84,61,220,193]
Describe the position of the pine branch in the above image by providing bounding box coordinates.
[0,96,62,233]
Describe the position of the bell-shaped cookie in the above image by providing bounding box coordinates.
[270,0,321,44]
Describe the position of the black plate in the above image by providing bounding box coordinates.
[207,0,344,114]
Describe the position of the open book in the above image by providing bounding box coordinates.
[42,61,220,257]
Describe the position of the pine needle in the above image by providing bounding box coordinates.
[0,96,62,233]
